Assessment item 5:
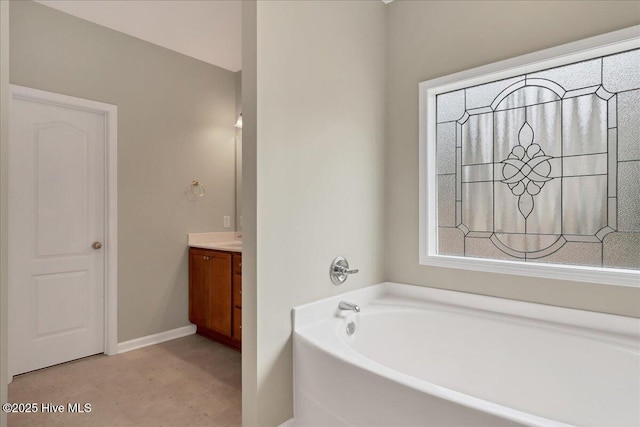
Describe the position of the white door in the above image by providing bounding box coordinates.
[9,87,107,375]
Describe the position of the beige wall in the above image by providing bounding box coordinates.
[0,1,9,425]
[9,1,238,342]
[386,1,640,317]
[247,1,387,424]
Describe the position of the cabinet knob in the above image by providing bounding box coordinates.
[239,262,242,267]
[239,325,242,329]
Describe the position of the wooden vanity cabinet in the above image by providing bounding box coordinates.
[189,248,241,350]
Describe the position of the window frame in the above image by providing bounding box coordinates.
[419,26,640,288]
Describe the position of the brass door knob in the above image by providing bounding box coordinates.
[92,241,103,250]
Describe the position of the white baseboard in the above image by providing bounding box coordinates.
[117,324,196,354]
[278,419,295,427]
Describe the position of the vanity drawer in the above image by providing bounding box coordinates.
[233,308,242,341]
[233,273,242,308]
[233,253,242,274]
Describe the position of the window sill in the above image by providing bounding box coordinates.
[419,254,639,288]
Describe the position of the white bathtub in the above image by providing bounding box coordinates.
[292,283,640,427]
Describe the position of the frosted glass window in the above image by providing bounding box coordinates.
[434,48,640,270]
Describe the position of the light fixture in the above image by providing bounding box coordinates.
[235,113,243,129]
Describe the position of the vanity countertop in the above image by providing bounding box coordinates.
[188,232,242,253]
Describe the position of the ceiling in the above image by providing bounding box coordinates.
[35,0,242,72]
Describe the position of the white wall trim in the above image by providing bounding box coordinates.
[0,1,10,424]
[117,324,196,354]
[104,92,118,356]
[8,84,119,356]
[418,25,640,288]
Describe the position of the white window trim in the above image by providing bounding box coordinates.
[419,25,640,288]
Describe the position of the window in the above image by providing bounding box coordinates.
[419,28,640,286]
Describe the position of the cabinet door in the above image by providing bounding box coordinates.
[189,249,213,326]
[208,251,233,336]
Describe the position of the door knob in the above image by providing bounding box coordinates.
[92,241,103,250]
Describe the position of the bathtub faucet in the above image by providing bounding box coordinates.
[338,301,360,313]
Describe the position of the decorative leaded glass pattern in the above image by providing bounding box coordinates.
[435,48,640,270]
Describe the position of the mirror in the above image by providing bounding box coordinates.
[235,71,242,232]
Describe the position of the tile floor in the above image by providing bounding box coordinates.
[8,334,241,427]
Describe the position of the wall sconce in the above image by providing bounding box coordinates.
[235,113,243,129]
